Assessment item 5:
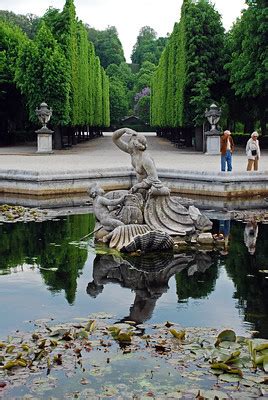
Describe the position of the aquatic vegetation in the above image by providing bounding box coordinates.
[0,317,267,399]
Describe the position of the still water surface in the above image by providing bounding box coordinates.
[0,214,267,339]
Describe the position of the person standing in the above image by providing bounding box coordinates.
[246,131,261,171]
[220,130,234,172]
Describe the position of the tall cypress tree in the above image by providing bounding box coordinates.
[0,21,28,143]
[15,22,70,126]
[151,0,225,135]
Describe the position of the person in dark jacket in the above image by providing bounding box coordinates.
[220,130,234,172]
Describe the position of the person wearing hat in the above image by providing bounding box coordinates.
[246,131,261,171]
[220,130,234,172]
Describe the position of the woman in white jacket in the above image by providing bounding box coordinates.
[246,131,261,171]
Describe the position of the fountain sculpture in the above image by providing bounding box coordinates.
[89,128,212,252]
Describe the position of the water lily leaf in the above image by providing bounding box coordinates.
[21,344,30,352]
[84,320,96,333]
[117,332,132,344]
[6,345,15,354]
[107,326,121,338]
[17,358,28,367]
[254,343,268,352]
[76,329,89,339]
[218,341,239,350]
[102,385,118,396]
[3,360,19,370]
[224,350,241,364]
[198,389,230,399]
[169,329,186,340]
[211,362,243,376]
[219,373,241,383]
[215,329,236,347]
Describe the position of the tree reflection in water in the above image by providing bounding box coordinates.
[225,221,268,338]
[0,214,95,303]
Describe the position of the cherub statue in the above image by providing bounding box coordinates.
[88,184,125,231]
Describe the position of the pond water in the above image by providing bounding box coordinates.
[0,213,268,340]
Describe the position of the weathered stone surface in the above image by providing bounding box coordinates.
[0,168,268,197]
[144,195,195,236]
[108,224,152,250]
[197,232,214,245]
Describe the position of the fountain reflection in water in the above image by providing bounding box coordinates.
[0,215,268,338]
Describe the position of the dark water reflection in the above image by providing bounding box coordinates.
[0,214,267,338]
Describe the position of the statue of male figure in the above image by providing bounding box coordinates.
[112,128,169,195]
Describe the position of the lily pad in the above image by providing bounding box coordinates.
[215,330,236,347]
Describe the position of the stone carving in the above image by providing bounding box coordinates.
[121,229,174,253]
[113,128,169,196]
[88,184,125,232]
[106,224,152,250]
[89,128,212,252]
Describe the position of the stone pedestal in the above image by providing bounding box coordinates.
[36,129,54,154]
[205,130,220,155]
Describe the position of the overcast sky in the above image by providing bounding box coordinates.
[1,0,246,62]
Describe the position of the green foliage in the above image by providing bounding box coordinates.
[109,79,129,124]
[13,0,110,129]
[151,19,186,128]
[131,26,168,66]
[133,61,156,94]
[106,63,134,91]
[15,22,70,126]
[0,21,30,144]
[224,0,267,134]
[135,95,150,124]
[106,63,134,119]
[151,0,226,130]
[0,10,39,39]
[86,26,125,69]
[0,21,27,83]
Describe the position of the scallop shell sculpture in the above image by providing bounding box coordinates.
[121,230,174,253]
[108,224,174,252]
[109,224,151,250]
[144,194,195,236]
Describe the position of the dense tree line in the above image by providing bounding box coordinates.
[88,24,167,125]
[0,0,110,147]
[151,0,267,145]
[1,0,266,144]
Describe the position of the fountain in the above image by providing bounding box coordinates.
[89,128,213,252]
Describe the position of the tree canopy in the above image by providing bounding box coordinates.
[86,25,125,69]
[131,26,168,66]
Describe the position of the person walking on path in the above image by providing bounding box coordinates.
[220,130,234,172]
[246,131,261,171]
